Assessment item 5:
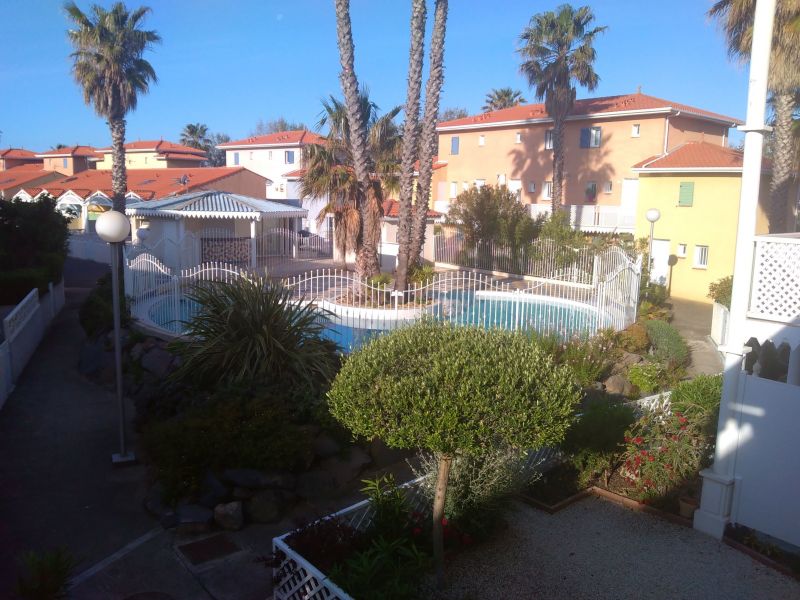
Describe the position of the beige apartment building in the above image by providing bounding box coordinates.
[434,92,741,232]
[94,140,206,169]
[35,145,99,175]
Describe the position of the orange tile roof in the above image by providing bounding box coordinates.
[36,145,98,158]
[96,140,207,157]
[413,155,448,172]
[20,167,256,201]
[0,148,40,160]
[437,92,742,130]
[219,130,327,148]
[382,199,441,219]
[632,141,749,170]
[283,168,306,178]
[0,167,56,189]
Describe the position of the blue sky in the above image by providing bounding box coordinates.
[0,0,748,151]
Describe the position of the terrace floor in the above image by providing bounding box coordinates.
[424,497,799,600]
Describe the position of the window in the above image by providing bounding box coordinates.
[249,152,254,160]
[268,151,273,160]
[543,181,553,199]
[515,132,522,144]
[631,124,641,137]
[462,181,469,191]
[694,245,709,269]
[508,179,522,200]
[474,179,486,189]
[449,181,458,199]
[450,136,460,155]
[585,182,598,201]
[528,181,537,194]
[478,135,485,147]
[677,243,687,258]
[233,152,240,166]
[580,126,602,148]
[62,158,68,168]
[497,174,506,186]
[544,129,554,150]
[678,181,694,206]
[603,181,613,194]
[285,150,295,164]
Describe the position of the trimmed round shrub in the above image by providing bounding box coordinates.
[645,319,690,368]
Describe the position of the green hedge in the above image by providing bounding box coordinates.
[0,267,52,304]
[645,319,690,368]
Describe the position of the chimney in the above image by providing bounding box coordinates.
[636,85,642,94]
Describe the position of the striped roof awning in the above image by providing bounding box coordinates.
[125,190,307,220]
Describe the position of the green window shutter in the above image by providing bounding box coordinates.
[678,182,694,206]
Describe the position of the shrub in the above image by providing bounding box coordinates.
[361,475,412,542]
[627,361,668,395]
[559,330,618,387]
[563,402,636,487]
[670,374,722,438]
[79,273,130,338]
[619,322,649,354]
[407,263,436,286]
[169,276,339,395]
[645,319,690,368]
[142,396,312,502]
[328,321,580,579]
[369,272,392,288]
[447,184,540,246]
[708,276,733,309]
[14,547,76,600]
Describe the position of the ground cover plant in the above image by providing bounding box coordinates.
[328,321,580,583]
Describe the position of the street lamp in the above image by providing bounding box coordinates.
[645,208,661,281]
[95,210,135,465]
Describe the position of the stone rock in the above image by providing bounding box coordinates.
[295,470,337,500]
[140,347,174,379]
[143,483,170,519]
[197,472,229,509]
[232,486,255,500]
[320,446,372,488]
[369,438,408,469]
[246,490,283,523]
[130,342,146,362]
[312,433,342,459]
[222,468,295,491]
[214,501,244,530]
[173,504,213,534]
[611,351,643,375]
[603,374,636,398]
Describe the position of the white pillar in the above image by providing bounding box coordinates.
[250,220,257,270]
[694,0,776,540]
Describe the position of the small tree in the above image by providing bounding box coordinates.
[448,184,539,246]
[328,322,580,585]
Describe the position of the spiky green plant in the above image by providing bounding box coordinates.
[169,276,339,391]
[15,547,76,600]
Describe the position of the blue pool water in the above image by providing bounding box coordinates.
[148,291,602,351]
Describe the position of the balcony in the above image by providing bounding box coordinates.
[530,204,636,234]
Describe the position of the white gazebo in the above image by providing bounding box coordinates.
[125,190,308,270]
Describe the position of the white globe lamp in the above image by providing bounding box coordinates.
[645,208,661,224]
[95,210,131,243]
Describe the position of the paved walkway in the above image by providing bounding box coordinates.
[669,298,723,376]
[0,259,154,596]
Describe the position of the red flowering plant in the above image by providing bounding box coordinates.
[620,402,710,499]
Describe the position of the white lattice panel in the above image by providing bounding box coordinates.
[749,238,800,324]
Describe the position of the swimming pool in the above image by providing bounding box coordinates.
[146,289,604,351]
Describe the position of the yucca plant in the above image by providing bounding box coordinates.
[15,547,76,600]
[169,276,339,393]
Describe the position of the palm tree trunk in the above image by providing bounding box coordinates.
[334,0,380,277]
[768,92,795,234]
[410,0,448,268]
[109,117,128,213]
[551,114,566,214]
[394,0,427,292]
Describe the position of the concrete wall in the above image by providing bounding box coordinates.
[95,152,204,170]
[41,156,92,175]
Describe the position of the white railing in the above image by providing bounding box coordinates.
[0,280,65,409]
[748,233,800,325]
[711,302,730,347]
[529,204,636,233]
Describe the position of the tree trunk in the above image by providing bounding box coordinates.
[394,0,427,292]
[768,92,795,234]
[410,0,448,268]
[432,453,452,589]
[109,117,128,213]
[334,0,380,277]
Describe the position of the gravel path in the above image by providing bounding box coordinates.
[424,497,800,600]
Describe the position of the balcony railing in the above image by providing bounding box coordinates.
[530,204,636,233]
[748,233,800,325]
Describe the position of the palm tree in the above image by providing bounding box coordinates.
[65,2,160,215]
[408,0,449,287]
[709,0,800,233]
[482,87,527,112]
[394,0,427,291]
[300,93,400,265]
[180,123,211,150]
[518,4,606,213]
[334,0,383,277]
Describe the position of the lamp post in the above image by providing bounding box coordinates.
[645,208,661,282]
[95,210,135,465]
